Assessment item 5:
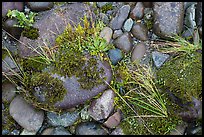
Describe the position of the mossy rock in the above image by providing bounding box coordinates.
[156,51,202,102]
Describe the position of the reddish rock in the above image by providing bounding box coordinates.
[103,111,121,129]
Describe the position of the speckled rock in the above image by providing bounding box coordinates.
[2,2,24,18]
[2,82,16,102]
[75,122,108,135]
[88,89,115,121]
[103,111,121,129]
[152,51,169,68]
[123,18,134,32]
[110,126,125,135]
[47,111,79,127]
[9,95,44,132]
[109,5,130,30]
[112,29,123,39]
[195,2,202,27]
[99,27,113,43]
[113,32,133,53]
[108,48,123,65]
[131,42,146,62]
[26,2,54,12]
[130,2,145,20]
[153,2,184,39]
[131,22,148,41]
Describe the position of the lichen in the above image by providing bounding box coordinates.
[22,26,39,40]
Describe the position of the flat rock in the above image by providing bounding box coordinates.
[108,48,123,65]
[123,18,134,32]
[109,5,130,30]
[131,22,148,41]
[88,89,115,121]
[130,2,145,20]
[26,2,54,12]
[152,51,169,68]
[103,111,121,129]
[2,82,16,102]
[2,2,24,18]
[9,95,44,132]
[113,32,133,53]
[153,2,184,39]
[99,27,113,43]
[131,42,146,62]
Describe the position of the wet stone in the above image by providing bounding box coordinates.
[152,51,169,68]
[123,18,134,32]
[108,48,123,65]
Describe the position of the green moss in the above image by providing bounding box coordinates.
[156,51,202,102]
[22,26,39,40]
[100,3,113,14]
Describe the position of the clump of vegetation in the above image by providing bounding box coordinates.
[100,3,113,13]
[21,26,39,40]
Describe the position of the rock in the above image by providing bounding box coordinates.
[110,126,125,135]
[2,82,16,102]
[122,18,134,32]
[131,42,146,62]
[2,2,24,18]
[10,129,20,135]
[88,89,115,121]
[2,55,20,74]
[47,111,79,127]
[113,32,133,53]
[184,2,196,11]
[99,27,113,43]
[152,51,169,68]
[130,2,145,20]
[170,122,188,135]
[131,22,148,41]
[108,48,123,65]
[97,2,108,8]
[109,5,130,30]
[3,18,23,40]
[20,129,37,135]
[186,126,202,135]
[52,127,72,135]
[195,2,202,27]
[98,13,109,25]
[184,3,196,29]
[26,2,54,12]
[9,95,44,132]
[153,2,184,39]
[75,122,108,135]
[143,2,153,8]
[103,111,121,129]
[41,128,54,135]
[18,3,94,57]
[112,29,123,39]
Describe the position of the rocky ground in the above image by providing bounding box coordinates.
[2,2,202,135]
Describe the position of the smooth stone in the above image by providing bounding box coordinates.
[195,2,202,27]
[113,32,133,53]
[103,111,121,129]
[143,2,153,8]
[20,129,37,135]
[131,22,148,41]
[26,2,54,12]
[122,18,134,32]
[99,27,113,43]
[2,55,20,74]
[75,122,108,135]
[47,111,79,127]
[2,2,24,18]
[153,2,184,39]
[98,13,109,25]
[110,126,125,135]
[152,51,169,68]
[112,29,123,39]
[109,5,130,30]
[108,48,123,65]
[130,2,145,20]
[88,89,115,121]
[2,82,16,102]
[131,42,146,62]
[9,95,44,132]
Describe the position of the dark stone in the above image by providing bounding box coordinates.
[143,2,153,8]
[131,22,148,41]
[108,48,123,65]
[2,2,24,18]
[195,2,202,27]
[26,2,54,12]
[153,2,184,39]
[130,2,145,20]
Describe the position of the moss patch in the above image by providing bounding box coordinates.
[22,26,39,40]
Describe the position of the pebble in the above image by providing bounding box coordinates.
[108,48,123,65]
[2,82,16,102]
[9,95,44,132]
[110,126,125,135]
[113,32,133,53]
[112,29,123,39]
[103,111,121,129]
[88,89,115,121]
[131,22,148,41]
[123,18,134,32]
[131,42,146,62]
[130,2,145,20]
[26,2,54,12]
[99,27,113,43]
[152,51,169,68]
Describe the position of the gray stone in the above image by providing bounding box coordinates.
[109,5,130,30]
[152,51,169,68]
[47,111,79,127]
[2,55,20,74]
[153,2,184,39]
[108,48,123,65]
[131,42,146,62]
[131,22,148,41]
[123,18,134,32]
[184,3,196,29]
[98,13,109,25]
[195,2,202,27]
[113,32,133,53]
[20,129,37,135]
[2,82,16,102]
[112,29,123,39]
[27,2,54,12]
[103,111,121,129]
[2,2,24,18]
[110,126,125,135]
[52,127,71,135]
[75,122,108,135]
[130,2,145,20]
[9,95,44,132]
[41,128,55,135]
[88,89,115,121]
[99,27,113,43]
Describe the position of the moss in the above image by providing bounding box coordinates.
[100,3,113,14]
[156,51,202,102]
[22,26,39,40]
